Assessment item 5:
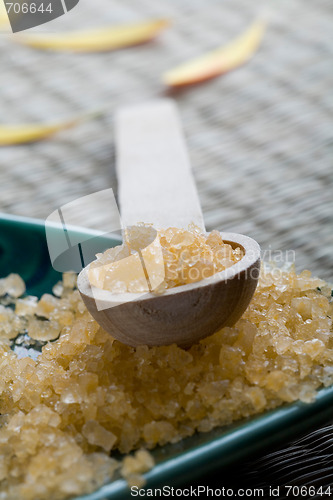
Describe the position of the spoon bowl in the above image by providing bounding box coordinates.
[78,99,261,348]
[78,232,260,348]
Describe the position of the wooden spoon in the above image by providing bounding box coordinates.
[78,99,260,348]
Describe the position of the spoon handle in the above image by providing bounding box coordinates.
[115,99,205,231]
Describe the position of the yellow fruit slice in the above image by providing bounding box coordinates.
[0,6,8,26]
[15,18,169,52]
[0,118,82,146]
[163,20,266,88]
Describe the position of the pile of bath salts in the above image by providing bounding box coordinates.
[0,266,332,500]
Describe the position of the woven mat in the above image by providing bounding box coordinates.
[0,0,332,493]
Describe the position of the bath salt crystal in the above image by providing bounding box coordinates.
[0,305,25,339]
[0,274,26,298]
[124,473,146,488]
[25,405,61,428]
[303,339,325,359]
[120,449,155,487]
[82,421,117,452]
[36,294,59,318]
[28,317,61,341]
[121,449,155,477]
[63,272,77,290]
[60,479,82,495]
[52,281,64,297]
[15,296,38,316]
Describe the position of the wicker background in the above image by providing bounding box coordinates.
[0,0,332,279]
[0,0,332,494]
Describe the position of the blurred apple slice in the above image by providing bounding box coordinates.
[15,19,169,52]
[163,20,266,88]
[0,4,8,26]
[0,118,84,146]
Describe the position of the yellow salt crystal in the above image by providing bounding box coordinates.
[120,449,155,487]
[125,473,147,488]
[15,296,38,316]
[264,371,290,392]
[292,297,313,321]
[82,420,117,452]
[0,305,24,339]
[52,281,64,297]
[28,317,61,341]
[121,448,155,482]
[89,252,148,292]
[25,405,61,428]
[61,384,84,404]
[0,273,26,298]
[0,458,8,481]
[143,421,176,446]
[302,339,325,360]
[245,386,267,410]
[62,272,77,289]
[36,294,59,318]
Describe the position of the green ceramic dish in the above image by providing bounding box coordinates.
[1,213,333,500]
